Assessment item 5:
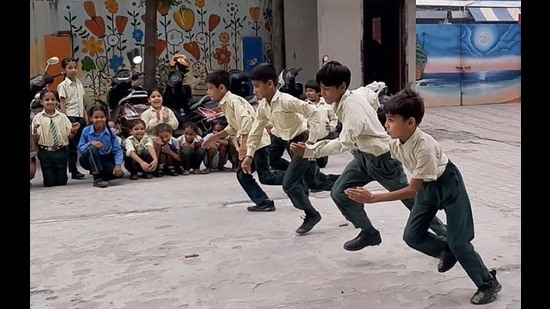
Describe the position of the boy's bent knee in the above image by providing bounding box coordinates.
[403,229,424,249]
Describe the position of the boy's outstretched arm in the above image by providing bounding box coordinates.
[345,178,424,204]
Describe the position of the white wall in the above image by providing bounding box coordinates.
[317,0,363,89]
[283,0,320,84]
[30,1,58,74]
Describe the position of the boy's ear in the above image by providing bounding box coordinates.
[338,83,347,91]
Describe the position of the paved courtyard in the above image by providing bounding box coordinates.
[30,103,521,308]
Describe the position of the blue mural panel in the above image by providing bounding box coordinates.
[415,24,521,106]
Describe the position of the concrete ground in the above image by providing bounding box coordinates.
[30,103,521,309]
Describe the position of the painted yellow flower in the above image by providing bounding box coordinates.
[105,0,119,14]
[195,0,205,8]
[173,8,195,32]
[82,37,105,57]
[249,7,261,23]
[219,32,230,44]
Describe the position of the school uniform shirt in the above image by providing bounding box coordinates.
[57,76,86,117]
[219,91,271,150]
[176,135,201,147]
[303,89,390,159]
[307,97,338,139]
[140,106,179,137]
[389,127,448,182]
[353,85,381,111]
[77,125,124,165]
[31,110,73,147]
[124,135,154,157]
[247,90,320,157]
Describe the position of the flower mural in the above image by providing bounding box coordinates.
[59,0,273,98]
[249,7,261,36]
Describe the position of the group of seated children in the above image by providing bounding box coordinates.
[32,96,238,188]
[123,119,239,180]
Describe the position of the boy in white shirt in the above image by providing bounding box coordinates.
[304,79,338,168]
[344,85,501,305]
[291,61,446,250]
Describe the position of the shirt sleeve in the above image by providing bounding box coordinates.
[124,138,136,157]
[285,98,320,143]
[246,103,269,157]
[304,107,358,158]
[166,108,179,130]
[112,133,124,165]
[31,115,42,136]
[78,126,92,153]
[232,99,254,136]
[141,110,160,133]
[328,108,339,129]
[56,82,67,99]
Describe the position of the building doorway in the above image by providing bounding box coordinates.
[363,0,406,94]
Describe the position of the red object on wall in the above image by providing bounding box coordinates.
[44,35,72,91]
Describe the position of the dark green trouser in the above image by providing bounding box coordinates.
[330,149,447,237]
[37,147,69,187]
[282,131,338,213]
[403,161,490,287]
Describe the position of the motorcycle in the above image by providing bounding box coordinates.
[277,67,306,100]
[30,56,63,122]
[107,55,149,137]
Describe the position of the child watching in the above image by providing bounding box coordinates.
[153,123,181,176]
[344,85,501,305]
[304,79,338,168]
[77,104,124,188]
[57,57,87,180]
[124,119,158,180]
[177,122,205,175]
[141,88,179,137]
[31,89,80,187]
[202,123,237,173]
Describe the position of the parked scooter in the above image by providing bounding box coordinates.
[107,55,148,137]
[277,67,306,100]
[30,56,63,122]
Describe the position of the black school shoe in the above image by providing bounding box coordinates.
[343,229,382,251]
[470,269,502,305]
[247,200,276,212]
[129,174,139,180]
[93,178,109,188]
[438,246,458,273]
[296,212,322,234]
[71,171,86,179]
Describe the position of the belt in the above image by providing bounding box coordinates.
[38,145,67,151]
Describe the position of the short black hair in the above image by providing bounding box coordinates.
[383,83,425,125]
[205,69,230,89]
[155,123,174,135]
[61,57,79,69]
[304,80,320,93]
[249,63,278,83]
[316,60,351,89]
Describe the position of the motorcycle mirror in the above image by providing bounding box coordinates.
[44,56,60,73]
[46,56,59,65]
[132,56,143,65]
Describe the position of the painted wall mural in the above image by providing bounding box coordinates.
[58,0,273,100]
[415,24,521,106]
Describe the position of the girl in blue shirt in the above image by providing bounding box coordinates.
[78,104,125,188]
